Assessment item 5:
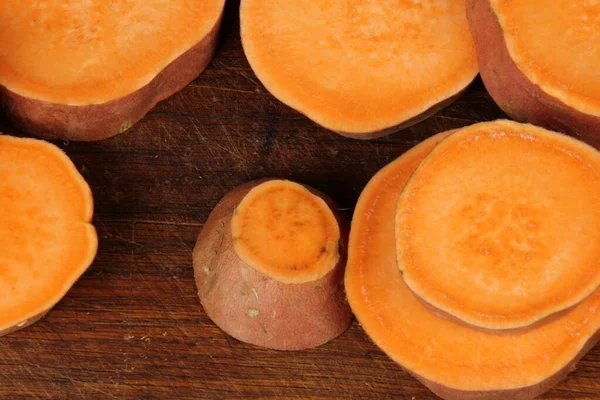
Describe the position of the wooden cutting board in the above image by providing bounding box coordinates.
[1,2,599,399]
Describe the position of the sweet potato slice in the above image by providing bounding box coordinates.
[395,120,600,330]
[0,1,225,141]
[240,0,478,139]
[467,0,600,139]
[0,135,97,335]
[346,123,600,400]
[194,179,351,350]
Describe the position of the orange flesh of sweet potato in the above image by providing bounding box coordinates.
[395,120,600,330]
[231,180,340,284]
[0,134,97,335]
[0,0,225,141]
[346,122,600,399]
[240,0,478,139]
[491,0,600,117]
[467,0,600,139]
[194,180,352,350]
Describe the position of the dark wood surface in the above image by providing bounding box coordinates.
[1,2,600,399]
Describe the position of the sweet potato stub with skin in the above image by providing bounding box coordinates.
[0,0,225,105]
[0,135,97,333]
[194,179,352,350]
[231,180,340,284]
[346,122,600,397]
[395,120,600,330]
[490,0,600,118]
[241,0,478,136]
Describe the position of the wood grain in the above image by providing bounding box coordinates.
[1,1,599,399]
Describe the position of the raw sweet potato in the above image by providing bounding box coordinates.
[0,1,225,141]
[240,0,478,139]
[467,0,600,140]
[396,120,600,330]
[0,134,97,336]
[193,179,352,350]
[346,121,600,399]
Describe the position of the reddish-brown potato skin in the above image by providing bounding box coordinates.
[193,179,352,351]
[335,89,467,140]
[0,14,222,142]
[467,0,600,142]
[0,311,47,337]
[415,326,600,400]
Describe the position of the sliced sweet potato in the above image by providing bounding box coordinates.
[467,0,600,139]
[194,179,352,350]
[0,1,225,141]
[396,120,600,330]
[0,134,97,335]
[346,122,600,400]
[240,0,478,139]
